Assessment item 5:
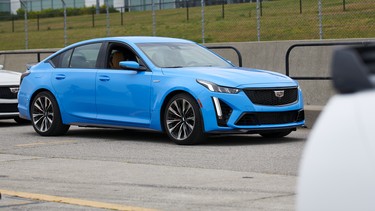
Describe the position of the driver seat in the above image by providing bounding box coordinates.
[110,52,125,69]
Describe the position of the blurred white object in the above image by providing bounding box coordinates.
[297,45,375,211]
[0,68,28,123]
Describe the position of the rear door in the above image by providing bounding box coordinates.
[50,42,102,122]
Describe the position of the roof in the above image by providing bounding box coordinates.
[81,36,194,45]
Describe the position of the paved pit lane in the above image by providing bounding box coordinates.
[0,119,309,211]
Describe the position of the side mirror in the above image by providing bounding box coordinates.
[119,61,146,71]
[332,45,375,94]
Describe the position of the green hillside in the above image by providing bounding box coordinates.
[0,0,374,50]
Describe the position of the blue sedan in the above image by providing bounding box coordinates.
[18,36,304,144]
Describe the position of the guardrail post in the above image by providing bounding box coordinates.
[96,0,100,14]
[121,7,124,26]
[186,1,189,21]
[256,0,261,41]
[201,0,205,44]
[105,0,110,36]
[62,0,67,47]
[20,0,28,49]
[318,0,323,40]
[222,1,224,19]
[92,11,95,28]
[152,0,156,36]
[12,17,14,33]
[37,15,40,31]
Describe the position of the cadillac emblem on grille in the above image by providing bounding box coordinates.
[10,87,20,94]
[274,90,285,98]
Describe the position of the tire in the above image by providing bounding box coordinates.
[164,93,205,145]
[259,129,292,138]
[30,91,70,136]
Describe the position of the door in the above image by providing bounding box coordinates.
[50,42,102,122]
[95,43,152,127]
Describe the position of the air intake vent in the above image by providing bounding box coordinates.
[235,110,304,126]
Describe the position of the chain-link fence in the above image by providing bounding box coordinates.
[0,0,374,49]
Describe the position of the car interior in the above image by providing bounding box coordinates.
[107,44,138,69]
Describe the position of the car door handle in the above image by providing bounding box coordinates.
[55,74,66,80]
[98,75,110,81]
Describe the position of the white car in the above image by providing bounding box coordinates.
[0,65,27,123]
[297,45,375,211]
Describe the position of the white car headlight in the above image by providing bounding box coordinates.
[197,79,240,94]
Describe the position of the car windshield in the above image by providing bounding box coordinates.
[137,42,233,68]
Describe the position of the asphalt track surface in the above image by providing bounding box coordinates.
[0,119,309,211]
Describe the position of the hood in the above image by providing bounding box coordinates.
[0,70,21,86]
[162,67,297,88]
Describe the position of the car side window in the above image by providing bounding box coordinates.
[70,43,102,68]
[50,49,72,68]
[107,43,140,70]
[50,43,102,69]
[61,49,73,68]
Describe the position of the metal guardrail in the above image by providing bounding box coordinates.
[207,46,242,67]
[0,46,243,68]
[285,42,375,80]
[0,50,57,63]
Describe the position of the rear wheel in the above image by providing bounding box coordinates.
[164,93,205,145]
[259,129,292,138]
[31,91,70,136]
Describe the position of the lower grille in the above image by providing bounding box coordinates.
[0,87,18,99]
[0,103,19,113]
[235,110,304,126]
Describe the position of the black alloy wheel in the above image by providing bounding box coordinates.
[31,91,70,136]
[164,93,205,145]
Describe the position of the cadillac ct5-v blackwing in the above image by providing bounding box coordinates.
[18,36,304,144]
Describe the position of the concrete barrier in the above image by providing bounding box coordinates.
[0,49,56,72]
[207,39,375,127]
[2,38,374,127]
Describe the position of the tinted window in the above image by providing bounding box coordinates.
[107,43,140,69]
[70,43,102,68]
[61,49,73,68]
[50,49,73,68]
[137,42,233,68]
[49,43,102,69]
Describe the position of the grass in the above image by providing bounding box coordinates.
[0,0,374,50]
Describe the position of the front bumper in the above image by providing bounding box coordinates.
[0,99,19,119]
[197,89,305,133]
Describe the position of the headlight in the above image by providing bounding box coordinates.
[197,79,240,94]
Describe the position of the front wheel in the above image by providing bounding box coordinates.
[30,91,70,136]
[164,93,205,145]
